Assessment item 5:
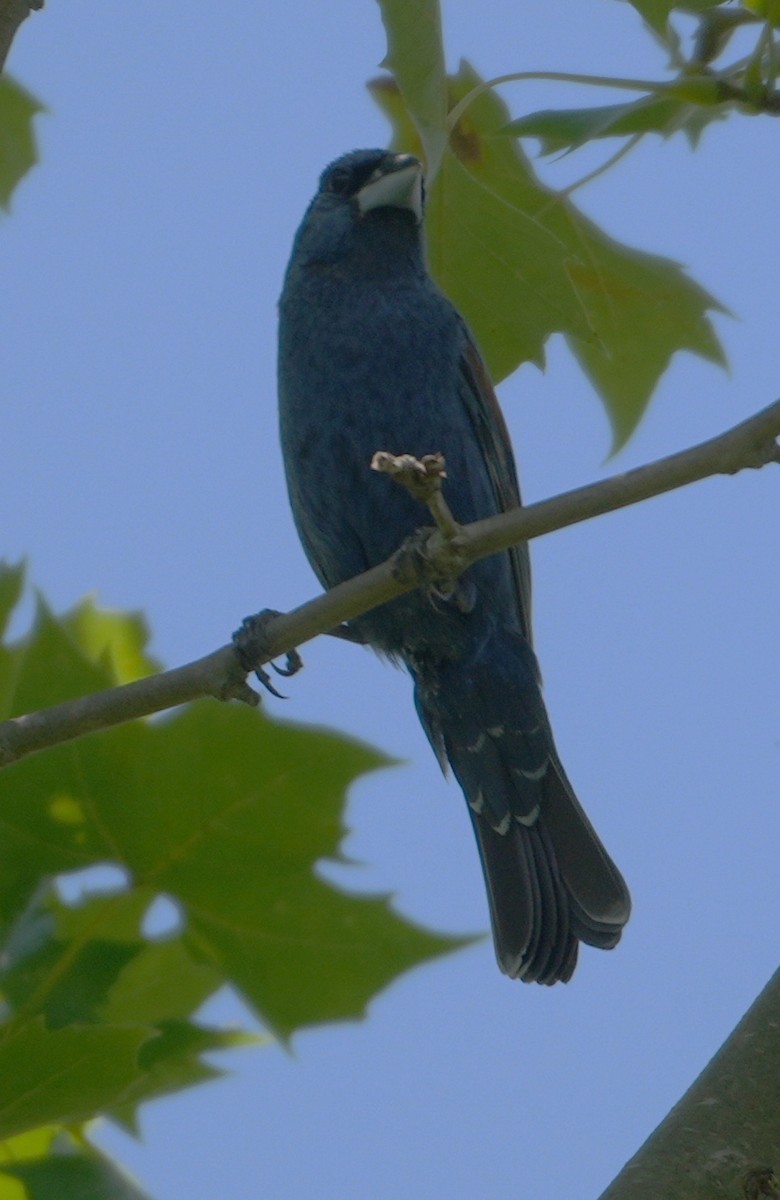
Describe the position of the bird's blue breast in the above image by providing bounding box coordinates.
[278,259,517,662]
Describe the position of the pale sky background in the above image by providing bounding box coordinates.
[4,3,780,1198]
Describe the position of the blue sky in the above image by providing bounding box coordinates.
[4,2,780,1197]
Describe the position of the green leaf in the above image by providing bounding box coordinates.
[0,1124,63,1191]
[743,0,780,24]
[0,1125,153,1199]
[692,8,762,65]
[99,908,223,1026]
[61,602,160,685]
[2,930,141,1031]
[108,1018,260,1135]
[0,1021,151,1140]
[0,885,252,1133]
[186,879,465,1042]
[0,602,118,931]
[370,60,725,446]
[2,1147,153,1200]
[376,0,448,173]
[0,561,26,725]
[0,577,468,1050]
[116,700,467,1040]
[0,1126,155,1199]
[663,75,731,104]
[371,70,593,376]
[621,0,728,35]
[0,1125,62,1162]
[564,241,726,448]
[0,77,44,211]
[506,93,727,153]
[10,598,115,716]
[0,562,25,640]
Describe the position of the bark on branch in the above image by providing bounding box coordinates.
[0,397,778,768]
[0,0,42,74]
[599,966,780,1200]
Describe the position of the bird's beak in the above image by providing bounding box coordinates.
[356,154,424,223]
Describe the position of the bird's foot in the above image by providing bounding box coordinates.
[391,526,436,585]
[232,609,303,699]
[392,527,471,610]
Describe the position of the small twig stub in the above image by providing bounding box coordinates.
[371,450,447,500]
[371,450,462,544]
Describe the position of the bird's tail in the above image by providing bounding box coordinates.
[412,634,630,984]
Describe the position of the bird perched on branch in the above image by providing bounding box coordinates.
[277,148,630,983]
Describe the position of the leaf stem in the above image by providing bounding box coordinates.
[446,70,696,131]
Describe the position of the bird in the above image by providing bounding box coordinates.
[277,148,631,983]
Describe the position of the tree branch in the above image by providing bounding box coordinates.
[0,0,42,74]
[599,965,780,1200]
[0,397,778,767]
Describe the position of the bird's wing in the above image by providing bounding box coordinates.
[457,329,534,647]
[457,330,632,948]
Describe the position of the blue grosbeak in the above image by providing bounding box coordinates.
[278,149,630,982]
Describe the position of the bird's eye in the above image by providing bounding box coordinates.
[326,167,352,195]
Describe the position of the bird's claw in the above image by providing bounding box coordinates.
[232,609,303,699]
[327,622,367,645]
[270,648,303,678]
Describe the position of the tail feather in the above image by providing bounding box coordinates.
[542,755,629,946]
[413,639,631,984]
[531,822,573,982]
[470,809,579,983]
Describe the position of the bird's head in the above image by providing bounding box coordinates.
[287,149,426,275]
[318,149,424,224]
